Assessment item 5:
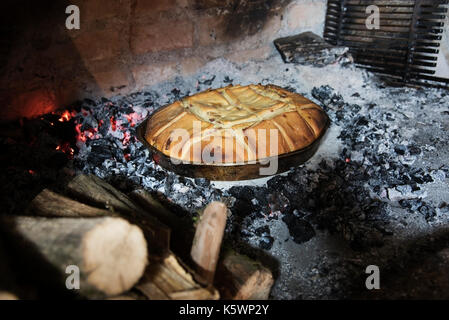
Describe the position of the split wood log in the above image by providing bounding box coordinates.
[135,255,219,300]
[215,249,274,300]
[28,189,110,217]
[131,189,275,300]
[3,216,147,298]
[66,174,171,254]
[191,201,228,284]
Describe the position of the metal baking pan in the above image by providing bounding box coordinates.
[136,112,330,181]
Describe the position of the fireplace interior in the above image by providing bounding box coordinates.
[1,0,449,300]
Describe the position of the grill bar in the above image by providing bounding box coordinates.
[324,0,449,88]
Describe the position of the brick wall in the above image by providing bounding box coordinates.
[0,0,326,121]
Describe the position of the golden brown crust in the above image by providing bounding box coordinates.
[144,84,328,163]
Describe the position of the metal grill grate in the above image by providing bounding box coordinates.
[324,0,449,88]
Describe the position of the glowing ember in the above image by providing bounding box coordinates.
[122,131,131,146]
[58,110,72,122]
[110,116,117,131]
[75,123,87,142]
[75,123,100,144]
[56,142,75,158]
[125,112,142,128]
[28,169,35,175]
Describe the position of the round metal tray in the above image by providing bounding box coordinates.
[136,112,330,181]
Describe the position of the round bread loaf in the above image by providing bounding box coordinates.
[144,84,328,164]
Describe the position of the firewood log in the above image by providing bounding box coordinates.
[1,216,147,299]
[215,249,274,300]
[191,202,228,284]
[28,189,110,217]
[135,255,219,300]
[65,174,171,254]
[130,189,275,300]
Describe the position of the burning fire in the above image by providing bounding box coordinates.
[56,142,75,158]
[70,106,146,162]
[58,110,75,122]
[75,123,99,143]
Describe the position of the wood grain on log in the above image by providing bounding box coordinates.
[66,174,171,253]
[190,201,228,284]
[28,189,110,217]
[136,255,219,300]
[215,249,274,300]
[3,216,147,298]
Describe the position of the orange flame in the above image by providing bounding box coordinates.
[58,110,72,122]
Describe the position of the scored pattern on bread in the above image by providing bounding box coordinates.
[145,84,328,163]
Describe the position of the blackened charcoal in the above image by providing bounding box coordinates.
[268,192,291,215]
[282,215,315,244]
[419,204,437,221]
[394,145,407,156]
[223,76,233,84]
[88,141,114,166]
[194,177,210,187]
[170,88,182,100]
[350,104,362,114]
[228,186,257,216]
[399,198,436,220]
[355,116,369,127]
[80,115,98,131]
[255,225,270,236]
[198,75,216,86]
[423,174,434,183]
[385,113,395,122]
[259,235,274,250]
[153,170,166,181]
[312,85,344,109]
